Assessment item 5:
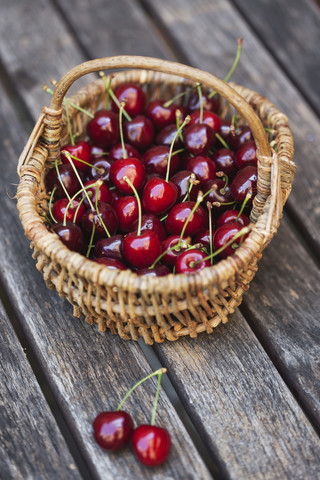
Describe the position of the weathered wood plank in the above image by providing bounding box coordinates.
[230,0,320,116]
[142,0,320,256]
[0,301,81,480]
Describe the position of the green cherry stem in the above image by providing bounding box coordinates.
[66,153,104,173]
[55,159,72,203]
[95,184,111,238]
[149,239,189,269]
[48,186,58,223]
[86,223,95,258]
[43,84,94,118]
[61,151,95,211]
[207,202,214,264]
[116,368,167,412]
[99,72,132,121]
[196,83,203,124]
[123,176,142,236]
[73,196,86,224]
[166,115,190,183]
[216,171,229,194]
[151,370,164,426]
[215,133,230,149]
[176,109,184,143]
[236,193,252,221]
[119,101,127,159]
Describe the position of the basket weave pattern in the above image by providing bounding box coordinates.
[17,57,295,344]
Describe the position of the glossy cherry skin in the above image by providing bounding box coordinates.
[175,249,210,274]
[109,143,141,162]
[93,257,127,270]
[142,145,180,177]
[161,235,189,268]
[110,158,145,194]
[203,179,234,211]
[155,124,183,148]
[193,229,212,250]
[186,155,216,186]
[45,164,83,198]
[231,166,257,204]
[136,265,171,276]
[60,141,91,172]
[166,201,207,236]
[218,119,232,140]
[142,178,178,215]
[146,99,184,130]
[217,209,250,227]
[183,124,215,155]
[82,202,118,238]
[112,83,145,117]
[122,231,162,269]
[51,222,84,253]
[188,90,219,113]
[52,198,85,224]
[235,140,257,169]
[95,234,124,262]
[213,222,248,259]
[93,411,134,451]
[189,110,221,133]
[114,196,139,232]
[86,110,120,147]
[228,126,252,150]
[90,144,108,160]
[130,214,166,241]
[131,425,171,467]
[124,115,154,151]
[212,149,237,178]
[170,170,200,202]
[87,158,112,183]
[81,180,112,208]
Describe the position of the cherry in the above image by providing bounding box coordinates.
[87,158,112,183]
[166,201,207,236]
[231,166,257,204]
[114,196,139,232]
[161,235,189,268]
[81,179,112,208]
[213,222,249,259]
[45,164,83,198]
[189,110,221,133]
[112,82,145,117]
[170,170,200,202]
[82,202,118,238]
[51,222,84,252]
[123,231,162,269]
[93,411,134,451]
[86,110,120,147]
[95,234,125,262]
[183,124,215,155]
[90,144,108,160]
[132,425,171,467]
[142,177,178,215]
[124,115,154,151]
[186,155,216,185]
[188,89,219,113]
[110,158,145,194]
[235,140,257,169]
[193,229,212,250]
[142,146,180,177]
[212,149,237,178]
[203,179,233,211]
[218,119,232,140]
[155,124,183,148]
[109,143,141,162]
[136,265,171,277]
[93,257,127,270]
[175,249,210,274]
[228,125,252,150]
[52,198,85,224]
[146,99,183,130]
[217,209,249,227]
[130,213,166,241]
[60,141,91,172]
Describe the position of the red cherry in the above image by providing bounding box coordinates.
[81,180,112,208]
[93,257,127,270]
[109,143,141,162]
[155,124,183,148]
[90,144,108,160]
[218,119,232,140]
[52,198,85,224]
[110,158,145,194]
[186,155,216,185]
[189,110,221,132]
[136,265,171,276]
[183,124,215,155]
[51,222,84,253]
[123,231,162,269]
[82,202,118,238]
[228,126,252,150]
[130,214,166,241]
[175,249,210,274]
[142,145,180,177]
[60,141,91,172]
[95,234,125,262]
[146,100,183,130]
[203,179,233,211]
[112,83,145,117]
[114,196,139,232]
[87,158,112,183]
[93,411,134,451]
[193,229,213,250]
[131,425,171,467]
[212,149,237,178]
[161,235,189,268]
[188,90,219,113]
[142,178,178,215]
[230,166,257,204]
[166,201,207,236]
[235,140,257,169]
[124,115,154,151]
[170,170,200,202]
[217,209,249,227]
[213,222,249,259]
[86,110,120,147]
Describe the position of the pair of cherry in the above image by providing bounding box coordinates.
[93,369,170,467]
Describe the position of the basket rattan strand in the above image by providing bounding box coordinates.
[17,56,295,344]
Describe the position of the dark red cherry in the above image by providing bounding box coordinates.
[193,229,213,250]
[81,180,112,208]
[82,202,118,238]
[170,170,200,202]
[235,140,257,169]
[213,222,249,259]
[114,196,139,232]
[95,234,124,262]
[142,178,178,215]
[212,149,237,178]
[217,209,250,227]
[88,158,112,183]
[136,265,171,277]
[130,214,166,241]
[109,143,141,162]
[228,126,252,150]
[188,90,219,113]
[183,124,215,155]
[93,257,127,270]
[175,249,210,274]
[146,99,184,130]
[60,141,91,172]
[218,119,232,140]
[45,164,83,198]
[86,110,120,147]
[90,144,108,160]
[93,411,134,451]
[131,425,171,467]
[186,155,216,185]
[51,222,84,252]
[231,166,257,204]
[161,235,189,268]
[189,111,221,133]
[123,231,162,269]
[155,124,183,148]
[142,145,180,177]
[112,83,145,117]
[52,198,85,224]
[110,158,145,194]
[124,115,154,151]
[166,201,207,236]
[203,179,233,211]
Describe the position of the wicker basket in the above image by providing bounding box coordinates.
[16,56,295,344]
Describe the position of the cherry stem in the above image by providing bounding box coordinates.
[172,148,185,156]
[63,181,101,226]
[207,202,213,264]
[166,115,190,183]
[215,133,230,149]
[99,72,132,121]
[151,370,163,426]
[208,37,243,98]
[176,109,184,143]
[124,176,142,236]
[163,84,199,108]
[61,151,95,210]
[149,239,189,269]
[216,172,228,194]
[86,223,95,258]
[55,159,72,204]
[181,173,196,203]
[66,153,104,173]
[236,193,252,221]
[119,101,127,159]
[116,368,167,412]
[73,196,86,224]
[160,213,168,222]
[95,185,111,238]
[196,83,203,124]
[43,84,94,118]
[178,191,203,244]
[48,186,58,223]
[105,75,112,110]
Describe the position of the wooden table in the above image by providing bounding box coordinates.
[0,0,319,478]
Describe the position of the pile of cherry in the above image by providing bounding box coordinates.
[45,80,258,276]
